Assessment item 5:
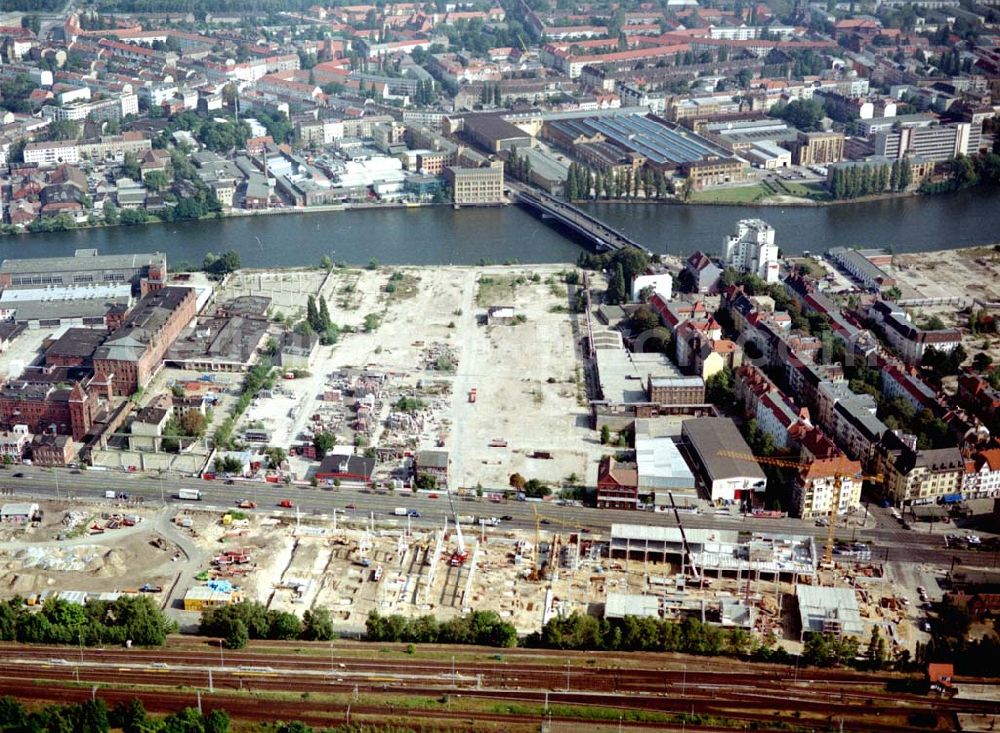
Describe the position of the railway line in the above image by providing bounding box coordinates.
[2,641,998,731]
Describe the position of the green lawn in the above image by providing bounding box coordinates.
[689,184,770,203]
[771,180,831,201]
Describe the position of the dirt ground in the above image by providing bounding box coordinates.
[219,265,601,491]
[892,246,1000,303]
[0,501,181,597]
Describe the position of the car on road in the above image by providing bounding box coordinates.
[501,515,513,521]
[540,519,550,525]
[12,473,23,478]
[278,500,294,508]
[237,500,256,509]
[428,493,439,499]
[139,584,162,593]
[345,503,357,509]
[225,479,235,485]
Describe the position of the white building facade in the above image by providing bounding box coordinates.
[722,219,780,283]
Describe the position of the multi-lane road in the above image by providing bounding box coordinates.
[2,465,992,567]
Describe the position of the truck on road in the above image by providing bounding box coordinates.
[105,490,116,499]
[393,507,408,516]
[178,489,202,501]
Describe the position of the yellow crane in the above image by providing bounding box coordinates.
[529,505,592,581]
[716,450,881,565]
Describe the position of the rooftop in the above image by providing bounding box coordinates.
[682,417,766,482]
[0,250,165,276]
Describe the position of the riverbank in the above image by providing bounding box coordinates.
[3,184,1000,268]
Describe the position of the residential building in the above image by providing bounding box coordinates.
[875,431,965,505]
[722,219,779,283]
[830,395,886,465]
[0,425,31,463]
[30,433,76,466]
[786,131,844,165]
[793,451,863,519]
[682,417,767,504]
[684,251,723,294]
[964,448,1000,498]
[868,300,962,365]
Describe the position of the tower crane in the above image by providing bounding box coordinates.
[716,450,881,565]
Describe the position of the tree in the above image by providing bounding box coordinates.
[705,367,734,406]
[302,608,335,641]
[600,425,611,444]
[266,610,303,640]
[523,478,550,498]
[203,250,241,276]
[102,199,119,226]
[509,473,526,492]
[143,170,168,192]
[313,431,336,456]
[204,709,230,733]
[179,410,207,438]
[218,615,248,650]
[122,152,141,181]
[867,626,887,670]
[606,263,627,305]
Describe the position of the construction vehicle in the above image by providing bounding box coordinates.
[717,450,881,565]
[445,491,469,566]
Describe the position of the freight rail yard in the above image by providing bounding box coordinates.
[2,638,1000,732]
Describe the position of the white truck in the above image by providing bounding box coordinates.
[104,490,116,499]
[393,507,408,516]
[178,489,203,501]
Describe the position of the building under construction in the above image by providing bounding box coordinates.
[609,524,817,581]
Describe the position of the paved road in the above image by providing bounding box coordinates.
[3,466,994,568]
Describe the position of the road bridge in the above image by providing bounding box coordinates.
[508,181,650,255]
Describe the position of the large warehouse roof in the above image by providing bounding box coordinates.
[682,417,766,482]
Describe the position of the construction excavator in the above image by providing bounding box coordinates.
[717,450,881,565]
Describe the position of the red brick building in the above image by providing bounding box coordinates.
[597,456,639,509]
[94,287,197,396]
[0,370,111,442]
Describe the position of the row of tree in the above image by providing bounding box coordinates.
[304,294,340,345]
[529,613,894,671]
[506,148,533,183]
[0,596,173,647]
[366,610,517,648]
[0,696,233,733]
[829,159,914,200]
[201,601,336,649]
[564,162,671,202]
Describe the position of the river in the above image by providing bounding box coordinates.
[3,186,999,267]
